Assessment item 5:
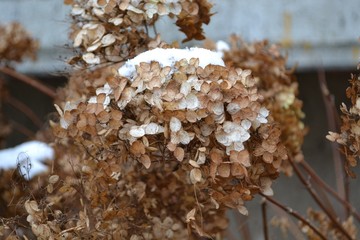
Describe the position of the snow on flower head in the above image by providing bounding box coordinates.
[55,46,286,218]
[216,40,230,52]
[118,47,225,79]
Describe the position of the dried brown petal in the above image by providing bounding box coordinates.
[190,168,202,184]
[186,208,196,223]
[139,154,151,169]
[130,140,146,156]
[48,175,59,184]
[174,147,185,162]
[217,163,230,178]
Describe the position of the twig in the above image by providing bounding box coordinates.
[260,193,326,240]
[0,67,56,99]
[9,120,34,138]
[261,199,269,240]
[193,184,204,230]
[153,22,158,36]
[0,78,8,148]
[5,95,43,128]
[289,156,353,239]
[300,160,360,222]
[58,225,84,235]
[143,21,149,36]
[318,68,350,217]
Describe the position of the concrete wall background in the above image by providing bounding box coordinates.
[0,0,360,72]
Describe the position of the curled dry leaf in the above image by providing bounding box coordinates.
[260,177,274,196]
[190,168,202,184]
[217,163,231,178]
[186,208,196,223]
[174,147,185,162]
[139,154,151,169]
[24,200,40,215]
[48,175,59,184]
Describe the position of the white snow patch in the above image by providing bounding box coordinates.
[0,141,54,180]
[216,40,230,52]
[252,107,270,129]
[118,47,225,79]
[256,107,269,124]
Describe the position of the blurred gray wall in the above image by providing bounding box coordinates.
[1,0,360,72]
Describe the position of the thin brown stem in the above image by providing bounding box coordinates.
[9,120,34,138]
[261,199,269,240]
[300,160,360,222]
[0,78,9,148]
[153,22,158,36]
[318,68,350,217]
[289,156,353,239]
[260,193,326,240]
[0,67,56,99]
[5,95,43,128]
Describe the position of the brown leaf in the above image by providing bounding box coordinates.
[130,140,146,156]
[139,154,151,169]
[186,208,196,223]
[48,175,59,184]
[77,113,87,129]
[217,163,230,178]
[97,93,106,104]
[176,0,213,42]
[190,168,202,184]
[24,200,40,215]
[111,109,123,120]
[231,163,246,177]
[209,163,218,180]
[97,111,109,123]
[230,150,250,167]
[210,148,223,165]
[174,147,185,161]
[167,142,177,152]
[260,177,274,196]
[263,152,273,163]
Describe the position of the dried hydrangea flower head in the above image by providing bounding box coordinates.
[300,208,357,240]
[65,0,213,67]
[327,73,360,178]
[53,47,287,237]
[0,22,38,64]
[206,35,306,175]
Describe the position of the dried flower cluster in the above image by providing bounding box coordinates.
[65,0,213,67]
[4,1,358,239]
[36,47,286,238]
[300,209,357,240]
[206,36,306,175]
[0,22,38,64]
[327,73,360,178]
